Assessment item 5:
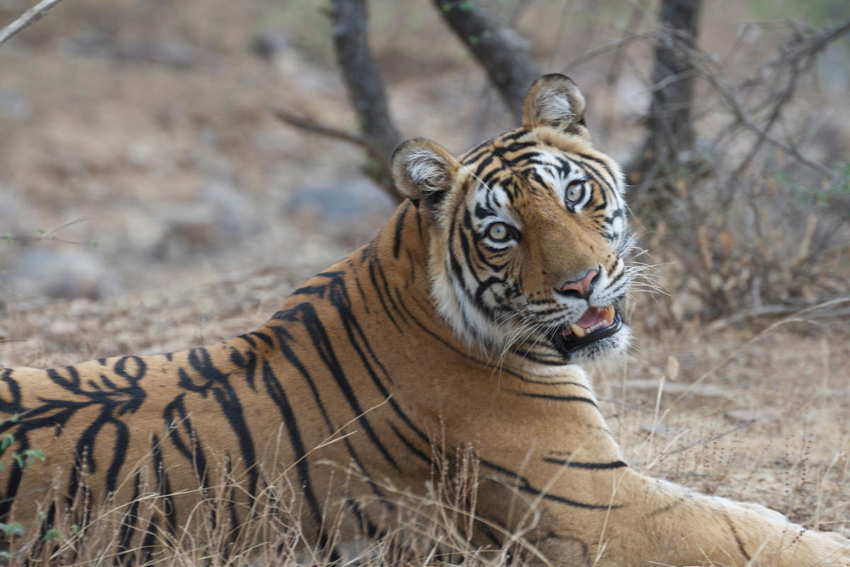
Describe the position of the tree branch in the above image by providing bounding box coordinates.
[433,0,541,121]
[274,109,375,151]
[0,0,65,46]
[328,0,402,200]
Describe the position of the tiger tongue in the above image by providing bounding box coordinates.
[576,306,607,328]
[562,306,616,338]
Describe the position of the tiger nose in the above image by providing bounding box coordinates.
[558,268,599,299]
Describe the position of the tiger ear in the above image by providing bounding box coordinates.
[521,73,588,137]
[391,138,459,209]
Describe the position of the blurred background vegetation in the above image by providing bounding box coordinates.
[0,0,848,333]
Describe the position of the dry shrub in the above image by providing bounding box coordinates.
[639,156,850,330]
[633,19,850,331]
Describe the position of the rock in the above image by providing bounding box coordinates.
[251,29,292,61]
[724,409,779,424]
[0,89,31,120]
[9,248,114,300]
[283,178,396,224]
[152,182,261,261]
[0,191,41,237]
[62,33,199,69]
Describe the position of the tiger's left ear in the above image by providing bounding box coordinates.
[391,137,460,210]
[521,73,588,137]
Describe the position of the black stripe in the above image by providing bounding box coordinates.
[273,304,401,471]
[251,331,274,347]
[726,514,752,561]
[474,154,496,178]
[178,348,260,499]
[392,202,409,258]
[353,272,371,314]
[260,361,336,556]
[292,285,328,298]
[372,256,409,327]
[229,347,258,391]
[480,459,621,511]
[515,392,598,408]
[116,471,143,565]
[151,434,177,536]
[387,422,431,465]
[163,394,211,497]
[269,323,398,518]
[367,258,403,332]
[543,457,627,470]
[345,498,383,538]
[330,279,432,443]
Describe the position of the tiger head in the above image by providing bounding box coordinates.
[391,74,633,365]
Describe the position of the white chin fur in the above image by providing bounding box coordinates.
[430,261,630,364]
[429,264,514,354]
[566,325,631,362]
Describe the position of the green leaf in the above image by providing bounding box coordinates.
[0,434,15,451]
[0,521,24,537]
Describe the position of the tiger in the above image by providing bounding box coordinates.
[1,74,848,566]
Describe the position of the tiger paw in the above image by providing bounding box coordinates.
[789,529,850,567]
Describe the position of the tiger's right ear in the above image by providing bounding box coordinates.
[391,138,459,209]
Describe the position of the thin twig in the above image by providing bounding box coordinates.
[273,109,376,153]
[0,0,65,46]
[697,64,835,179]
[563,31,656,71]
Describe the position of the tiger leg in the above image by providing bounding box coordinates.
[475,448,850,567]
[458,365,850,567]
[582,468,850,567]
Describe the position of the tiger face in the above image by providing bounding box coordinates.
[392,74,632,365]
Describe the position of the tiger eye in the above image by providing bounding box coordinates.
[486,222,510,241]
[566,185,583,203]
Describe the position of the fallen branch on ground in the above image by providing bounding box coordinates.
[0,0,65,46]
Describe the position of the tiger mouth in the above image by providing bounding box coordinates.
[552,305,624,355]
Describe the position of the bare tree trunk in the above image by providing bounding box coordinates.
[433,0,541,121]
[648,0,701,158]
[329,0,403,199]
[278,0,541,200]
[629,0,704,219]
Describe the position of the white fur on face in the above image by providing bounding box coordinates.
[428,149,632,365]
[430,182,526,353]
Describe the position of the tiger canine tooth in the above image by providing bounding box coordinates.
[603,305,615,323]
[570,323,586,338]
